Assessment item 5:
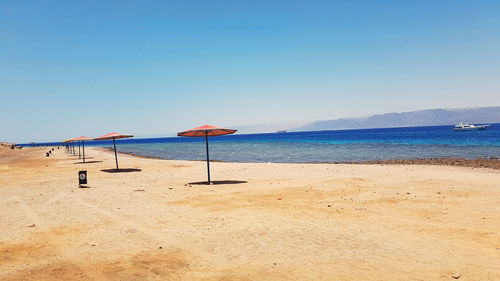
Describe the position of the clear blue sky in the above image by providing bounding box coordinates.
[1,0,499,142]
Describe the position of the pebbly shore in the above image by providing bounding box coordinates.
[348,157,500,170]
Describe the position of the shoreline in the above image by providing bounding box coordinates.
[95,146,500,170]
[95,146,167,160]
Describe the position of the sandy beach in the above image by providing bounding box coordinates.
[1,146,499,280]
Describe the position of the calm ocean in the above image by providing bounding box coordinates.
[80,124,500,163]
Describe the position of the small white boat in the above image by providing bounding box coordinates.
[453,122,489,131]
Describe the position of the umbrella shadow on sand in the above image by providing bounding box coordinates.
[100,168,142,173]
[188,180,247,185]
[74,161,102,164]
[70,157,96,161]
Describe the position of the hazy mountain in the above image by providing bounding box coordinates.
[291,107,500,132]
[233,121,310,134]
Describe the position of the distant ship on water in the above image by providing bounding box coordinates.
[277,130,287,133]
[453,122,490,131]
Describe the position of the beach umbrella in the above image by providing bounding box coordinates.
[62,138,75,155]
[72,136,93,163]
[94,132,133,170]
[177,125,237,184]
[61,139,69,152]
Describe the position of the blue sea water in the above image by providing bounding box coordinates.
[80,124,500,163]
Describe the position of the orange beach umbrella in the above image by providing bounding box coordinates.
[72,136,93,163]
[61,138,75,155]
[177,125,237,184]
[94,132,133,170]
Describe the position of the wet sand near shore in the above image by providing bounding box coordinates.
[1,146,499,280]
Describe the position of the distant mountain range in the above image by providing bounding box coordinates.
[233,121,310,135]
[232,107,500,134]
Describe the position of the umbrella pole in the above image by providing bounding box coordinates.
[83,141,86,163]
[205,133,210,184]
[113,137,119,170]
[78,141,81,159]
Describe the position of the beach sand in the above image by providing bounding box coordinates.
[1,146,499,280]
